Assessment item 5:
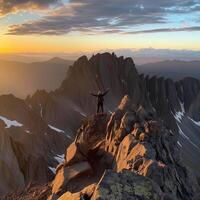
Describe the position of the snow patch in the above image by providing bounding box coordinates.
[66,134,72,139]
[188,117,200,126]
[80,112,87,117]
[48,125,65,133]
[71,104,87,118]
[177,124,190,140]
[177,141,182,148]
[48,167,56,174]
[54,154,65,164]
[48,124,72,139]
[177,124,200,150]
[26,130,30,133]
[0,116,23,128]
[172,100,185,123]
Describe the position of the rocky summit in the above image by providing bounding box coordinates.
[8,95,199,199]
[1,53,200,199]
[44,95,198,200]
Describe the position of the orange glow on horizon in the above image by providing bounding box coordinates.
[1,32,200,54]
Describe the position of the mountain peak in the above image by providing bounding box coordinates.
[47,57,68,64]
[58,52,147,113]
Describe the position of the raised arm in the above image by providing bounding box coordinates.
[90,92,98,97]
[102,88,110,96]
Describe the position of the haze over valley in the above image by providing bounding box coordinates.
[0,58,73,98]
[1,54,200,98]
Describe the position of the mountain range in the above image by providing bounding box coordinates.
[1,57,200,99]
[138,60,200,80]
[0,58,73,98]
[0,53,200,199]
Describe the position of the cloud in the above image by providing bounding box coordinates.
[124,26,200,34]
[100,48,200,64]
[5,0,200,35]
[0,0,61,16]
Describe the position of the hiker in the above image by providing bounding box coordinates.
[90,88,110,113]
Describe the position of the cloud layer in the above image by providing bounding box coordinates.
[4,0,200,35]
[125,26,200,34]
[0,0,61,16]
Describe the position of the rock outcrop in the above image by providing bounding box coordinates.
[0,121,24,195]
[49,114,110,199]
[105,95,198,200]
[46,95,199,200]
[92,170,164,200]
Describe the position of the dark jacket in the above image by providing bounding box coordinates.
[90,89,109,104]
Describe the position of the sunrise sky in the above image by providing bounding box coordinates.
[0,0,200,54]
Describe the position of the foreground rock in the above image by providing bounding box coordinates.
[46,95,200,200]
[105,96,199,199]
[92,170,164,200]
[51,161,92,197]
[48,114,110,199]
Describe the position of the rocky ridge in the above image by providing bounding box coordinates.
[46,95,199,200]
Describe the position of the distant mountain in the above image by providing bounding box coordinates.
[137,60,200,80]
[0,58,73,98]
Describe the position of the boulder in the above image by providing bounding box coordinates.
[64,142,86,167]
[75,114,109,157]
[51,161,92,195]
[91,170,164,200]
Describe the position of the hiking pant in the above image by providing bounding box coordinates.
[97,102,103,113]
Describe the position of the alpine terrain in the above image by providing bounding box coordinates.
[0,53,200,200]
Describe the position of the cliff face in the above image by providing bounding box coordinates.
[141,75,200,176]
[58,53,149,111]
[0,94,70,196]
[0,121,24,195]
[1,52,200,197]
[141,75,200,130]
